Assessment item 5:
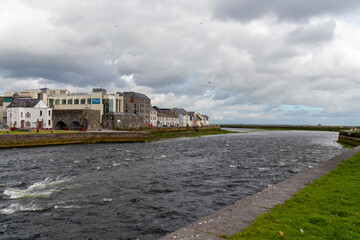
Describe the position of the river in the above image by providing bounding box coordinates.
[0,129,345,239]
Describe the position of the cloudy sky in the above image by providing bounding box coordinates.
[1,0,360,125]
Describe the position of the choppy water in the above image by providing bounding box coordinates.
[0,129,345,239]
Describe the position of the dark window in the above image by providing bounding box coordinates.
[40,110,42,116]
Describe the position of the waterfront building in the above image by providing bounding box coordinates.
[153,107,179,127]
[123,92,151,126]
[172,108,190,127]
[46,88,123,123]
[150,107,158,127]
[6,99,52,129]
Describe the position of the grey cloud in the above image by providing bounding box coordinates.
[0,51,117,87]
[213,0,360,22]
[287,21,336,44]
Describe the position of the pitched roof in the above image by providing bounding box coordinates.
[6,99,41,108]
[123,91,150,100]
[173,108,188,115]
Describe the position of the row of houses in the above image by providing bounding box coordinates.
[0,88,210,130]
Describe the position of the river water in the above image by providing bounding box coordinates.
[0,129,345,239]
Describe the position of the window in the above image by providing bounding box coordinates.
[87,98,91,104]
[48,120,51,126]
[67,99,73,104]
[21,112,23,118]
[74,99,79,104]
[26,112,31,118]
[60,90,66,95]
[40,110,42,116]
[48,110,51,116]
[55,99,60,105]
[3,97,12,102]
[61,99,66,105]
[81,99,86,104]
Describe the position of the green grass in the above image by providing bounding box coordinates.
[0,130,79,134]
[229,152,360,240]
[147,128,234,141]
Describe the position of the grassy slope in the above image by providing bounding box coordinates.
[229,152,360,240]
[0,130,79,134]
[147,128,234,141]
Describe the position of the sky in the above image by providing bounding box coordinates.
[1,0,360,125]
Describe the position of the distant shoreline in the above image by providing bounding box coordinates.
[220,124,351,132]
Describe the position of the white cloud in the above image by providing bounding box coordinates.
[1,0,360,125]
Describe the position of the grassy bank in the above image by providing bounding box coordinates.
[0,130,79,134]
[221,124,351,132]
[0,127,233,148]
[146,127,234,142]
[228,151,360,240]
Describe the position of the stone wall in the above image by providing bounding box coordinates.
[338,130,360,146]
[53,109,101,130]
[0,131,150,148]
[102,113,144,129]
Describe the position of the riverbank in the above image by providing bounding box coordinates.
[230,148,360,239]
[338,130,360,146]
[0,126,230,148]
[160,146,360,240]
[220,124,351,132]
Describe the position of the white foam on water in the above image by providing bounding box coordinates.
[0,203,48,215]
[3,177,71,199]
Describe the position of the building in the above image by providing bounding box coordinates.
[195,113,210,126]
[172,108,191,127]
[154,107,179,127]
[46,88,123,123]
[102,112,143,129]
[123,92,151,126]
[52,109,101,130]
[188,112,202,126]
[6,99,52,129]
[150,107,158,127]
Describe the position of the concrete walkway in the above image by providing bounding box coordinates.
[160,146,360,240]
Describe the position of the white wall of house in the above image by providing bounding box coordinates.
[7,101,53,129]
[150,109,158,126]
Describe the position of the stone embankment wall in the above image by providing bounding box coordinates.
[338,131,360,146]
[0,131,150,148]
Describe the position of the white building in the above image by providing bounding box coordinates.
[150,107,158,127]
[7,99,52,129]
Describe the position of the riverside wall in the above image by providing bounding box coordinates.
[338,130,360,146]
[0,131,150,148]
